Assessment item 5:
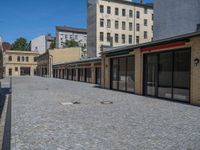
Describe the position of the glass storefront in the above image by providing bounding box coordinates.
[111,56,135,93]
[144,49,191,102]
[95,68,101,85]
[85,68,92,83]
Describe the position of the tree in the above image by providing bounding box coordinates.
[12,37,30,51]
[64,40,79,48]
[50,38,56,49]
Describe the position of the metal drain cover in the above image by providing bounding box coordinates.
[100,101,113,104]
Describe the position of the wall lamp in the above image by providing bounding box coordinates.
[194,58,200,66]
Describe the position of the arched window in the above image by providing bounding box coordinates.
[17,56,20,62]
[8,56,12,61]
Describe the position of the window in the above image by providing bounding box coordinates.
[100,32,104,41]
[122,22,126,30]
[152,14,154,20]
[70,35,73,39]
[129,22,133,31]
[9,68,12,76]
[107,33,111,42]
[136,11,140,18]
[100,19,104,27]
[34,57,37,62]
[75,35,78,39]
[129,10,133,17]
[107,19,111,28]
[122,9,126,16]
[136,36,140,44]
[65,35,68,39]
[8,56,12,62]
[152,25,154,31]
[115,34,119,43]
[115,21,119,29]
[15,67,18,72]
[122,34,125,43]
[100,5,104,13]
[107,6,111,14]
[22,56,25,62]
[115,8,119,15]
[136,23,140,31]
[26,57,29,62]
[129,35,132,44]
[144,19,148,26]
[144,8,148,14]
[17,56,20,62]
[144,31,148,39]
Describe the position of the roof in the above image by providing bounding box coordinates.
[102,31,200,55]
[6,50,39,55]
[54,57,101,66]
[102,0,153,9]
[56,26,87,34]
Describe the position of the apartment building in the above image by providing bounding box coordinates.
[56,26,87,48]
[31,34,55,54]
[154,0,200,40]
[87,0,154,57]
[4,50,39,76]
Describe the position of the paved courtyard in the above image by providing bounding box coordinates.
[6,77,200,150]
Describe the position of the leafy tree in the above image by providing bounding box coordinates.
[64,40,79,48]
[50,38,56,49]
[12,37,29,51]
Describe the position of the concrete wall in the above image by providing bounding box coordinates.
[154,0,200,40]
[31,35,46,54]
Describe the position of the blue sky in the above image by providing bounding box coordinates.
[0,0,152,43]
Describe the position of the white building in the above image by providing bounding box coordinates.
[31,34,54,54]
[87,0,154,57]
[56,26,87,49]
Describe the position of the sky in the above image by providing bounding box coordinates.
[0,0,153,43]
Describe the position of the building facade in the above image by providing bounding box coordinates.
[52,32,200,106]
[0,37,3,78]
[31,34,55,54]
[56,26,87,49]
[53,58,101,85]
[4,50,39,77]
[154,0,200,40]
[87,0,154,57]
[37,48,81,77]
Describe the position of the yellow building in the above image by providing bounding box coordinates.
[37,47,81,77]
[4,50,39,76]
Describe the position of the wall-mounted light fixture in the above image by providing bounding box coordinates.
[194,58,200,66]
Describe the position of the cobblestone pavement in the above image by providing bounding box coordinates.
[8,77,200,150]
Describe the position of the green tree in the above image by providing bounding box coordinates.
[50,38,56,49]
[12,37,29,51]
[64,40,79,48]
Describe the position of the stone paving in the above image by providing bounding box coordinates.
[7,76,200,150]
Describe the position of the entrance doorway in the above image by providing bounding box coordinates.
[20,67,31,76]
[144,49,191,102]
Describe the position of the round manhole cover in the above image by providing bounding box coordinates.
[100,101,113,104]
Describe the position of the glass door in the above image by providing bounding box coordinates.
[144,54,157,96]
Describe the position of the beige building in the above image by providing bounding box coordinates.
[87,0,154,57]
[37,48,81,77]
[4,50,39,76]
